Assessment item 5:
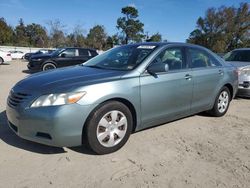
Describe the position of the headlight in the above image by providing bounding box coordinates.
[240,67,250,76]
[31,92,86,108]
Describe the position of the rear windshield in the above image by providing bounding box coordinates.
[224,50,250,62]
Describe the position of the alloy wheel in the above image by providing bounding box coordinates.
[218,91,229,113]
[96,110,128,147]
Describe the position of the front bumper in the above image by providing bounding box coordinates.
[27,59,45,70]
[27,62,40,70]
[6,103,92,147]
[237,80,250,98]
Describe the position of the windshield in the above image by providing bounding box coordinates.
[83,45,157,71]
[224,50,250,62]
[51,48,65,56]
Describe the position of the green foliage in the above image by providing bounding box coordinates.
[0,5,164,49]
[66,25,86,47]
[117,6,144,44]
[147,33,162,42]
[187,3,250,53]
[47,20,66,48]
[86,25,107,50]
[26,23,48,47]
[14,18,29,46]
[0,17,13,45]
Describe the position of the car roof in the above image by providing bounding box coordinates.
[126,42,210,51]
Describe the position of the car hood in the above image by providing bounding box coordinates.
[226,61,250,68]
[31,53,52,59]
[15,66,127,93]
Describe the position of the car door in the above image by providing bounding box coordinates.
[55,48,78,67]
[187,47,224,113]
[140,47,193,128]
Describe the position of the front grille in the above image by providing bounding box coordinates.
[7,91,31,108]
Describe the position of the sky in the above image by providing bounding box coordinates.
[0,0,248,42]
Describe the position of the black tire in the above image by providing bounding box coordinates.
[42,62,56,71]
[84,101,133,154]
[0,57,3,65]
[208,86,231,117]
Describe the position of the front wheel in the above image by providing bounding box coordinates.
[208,86,231,117]
[84,101,133,154]
[42,62,56,71]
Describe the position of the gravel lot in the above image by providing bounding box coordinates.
[0,60,250,188]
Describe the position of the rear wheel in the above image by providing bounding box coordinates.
[208,86,231,117]
[42,62,56,71]
[84,101,133,154]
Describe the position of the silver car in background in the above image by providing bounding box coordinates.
[224,48,250,97]
[6,43,238,154]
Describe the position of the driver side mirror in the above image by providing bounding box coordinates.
[147,63,169,73]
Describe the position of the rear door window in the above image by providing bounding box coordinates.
[188,48,221,68]
[79,49,90,56]
[235,51,250,62]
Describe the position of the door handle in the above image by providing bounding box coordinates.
[218,70,224,76]
[185,74,192,80]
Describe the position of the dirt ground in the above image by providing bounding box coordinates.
[0,60,249,188]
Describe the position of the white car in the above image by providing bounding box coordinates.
[0,50,12,64]
[9,50,24,59]
[224,48,250,97]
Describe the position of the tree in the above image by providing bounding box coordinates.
[14,18,29,46]
[117,6,144,44]
[187,3,250,53]
[0,17,13,45]
[146,32,162,42]
[47,20,66,48]
[106,36,114,49]
[26,23,49,47]
[105,34,120,49]
[67,24,86,47]
[86,25,107,50]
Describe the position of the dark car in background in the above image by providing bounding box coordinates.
[224,48,250,97]
[24,49,55,61]
[28,47,98,71]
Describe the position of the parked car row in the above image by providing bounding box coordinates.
[27,47,98,71]
[0,49,57,64]
[6,42,239,154]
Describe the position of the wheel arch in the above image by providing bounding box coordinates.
[41,61,57,70]
[82,97,138,143]
[223,83,234,100]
